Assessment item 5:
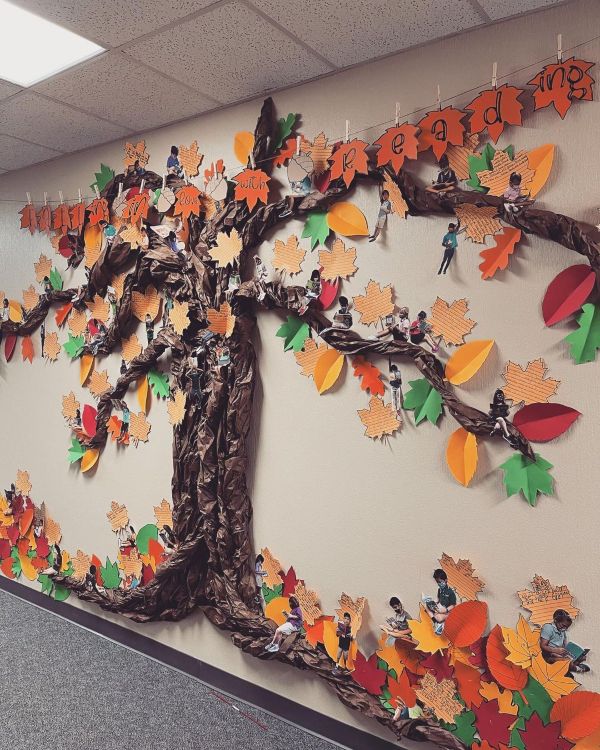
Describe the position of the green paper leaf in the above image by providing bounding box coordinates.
[151,188,161,206]
[63,561,74,578]
[38,573,54,596]
[448,710,476,746]
[301,211,330,250]
[100,557,121,589]
[513,677,553,723]
[500,452,554,506]
[262,583,283,604]
[49,267,63,291]
[10,546,21,578]
[91,163,114,192]
[148,370,170,399]
[509,719,526,750]
[53,583,70,602]
[564,303,600,364]
[135,524,159,555]
[63,333,85,359]
[276,315,310,352]
[275,113,297,151]
[403,378,443,425]
[466,144,514,191]
[67,437,85,464]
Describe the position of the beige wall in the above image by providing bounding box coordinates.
[0,0,599,742]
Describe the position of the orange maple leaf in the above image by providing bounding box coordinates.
[70,201,86,230]
[318,238,357,281]
[479,227,522,279]
[357,396,401,439]
[417,106,466,159]
[352,356,385,396]
[22,336,34,363]
[528,57,595,119]
[123,140,149,168]
[19,204,37,234]
[37,204,52,234]
[179,140,204,177]
[52,203,71,234]
[234,168,270,211]
[501,359,560,406]
[467,84,525,143]
[173,185,202,221]
[374,124,419,174]
[329,139,369,188]
[86,198,109,227]
[429,297,476,346]
[274,136,301,168]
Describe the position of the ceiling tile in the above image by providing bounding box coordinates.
[126,1,333,103]
[10,0,219,47]
[477,0,561,19]
[250,0,485,67]
[0,134,61,171]
[0,79,21,101]
[35,51,218,130]
[0,92,129,152]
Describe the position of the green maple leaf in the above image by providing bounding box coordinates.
[49,267,63,291]
[148,370,170,399]
[38,573,54,596]
[509,719,526,750]
[403,378,443,425]
[301,211,330,250]
[100,557,121,589]
[63,333,85,359]
[275,113,297,150]
[446,710,476,746]
[262,583,283,604]
[67,437,85,463]
[276,316,310,352]
[564,303,600,364]
[10,547,21,578]
[500,452,554,506]
[90,163,114,192]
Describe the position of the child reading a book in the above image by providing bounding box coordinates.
[541,609,590,674]
[264,596,303,653]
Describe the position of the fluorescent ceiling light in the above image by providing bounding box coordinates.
[0,0,104,87]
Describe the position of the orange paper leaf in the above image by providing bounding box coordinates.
[414,672,463,724]
[294,338,329,378]
[528,57,595,119]
[517,574,579,626]
[207,302,235,338]
[273,235,306,275]
[335,592,366,635]
[154,499,173,529]
[445,340,495,385]
[352,280,394,326]
[439,554,485,601]
[454,204,503,244]
[417,106,466,159]
[301,132,332,175]
[43,332,61,361]
[260,547,283,588]
[479,228,522,279]
[446,427,478,486]
[383,173,409,219]
[106,500,129,532]
[313,349,345,394]
[22,336,34,363]
[80,354,94,385]
[209,228,242,267]
[352,356,385,396]
[446,133,480,180]
[550,692,600,741]
[167,389,186,426]
[88,369,112,398]
[123,192,150,224]
[328,140,369,188]
[86,198,109,227]
[444,600,488,647]
[22,285,39,312]
[327,201,369,237]
[234,168,270,211]
[121,333,143,363]
[129,411,151,445]
[319,238,357,281]
[374,123,419,174]
[131,286,160,323]
[19,203,38,234]
[86,294,110,322]
[477,150,534,197]
[467,84,525,143]
[34,254,53,282]
[294,582,323,627]
[178,140,204,176]
[61,392,80,420]
[124,140,150,168]
[168,301,190,335]
[173,185,202,221]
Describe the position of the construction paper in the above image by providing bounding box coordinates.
[479,227,522,279]
[446,427,478,487]
[123,192,150,224]
[38,204,52,233]
[209,228,242,267]
[467,84,525,142]
[403,378,443,425]
[317,276,338,310]
[352,651,387,695]
[528,57,595,118]
[407,604,450,654]
[207,302,236,338]
[476,149,534,196]
[517,575,580,627]
[173,185,202,221]
[500,452,554,506]
[444,601,487,647]
[121,334,142,363]
[420,650,454,682]
[352,280,394,326]
[259,547,283,588]
[131,286,160,323]
[374,124,419,173]
[106,501,129,532]
[129,412,151,445]
[15,469,31,496]
[447,709,477,746]
[326,201,369,237]
[275,113,297,150]
[272,235,306,275]
[19,203,37,234]
[62,392,80,421]
[68,201,85,231]
[479,681,517,716]
[33,253,52,283]
[446,133,480,180]
[21,336,34,363]
[86,294,110,323]
[301,211,330,250]
[43,333,60,361]
[417,106,466,159]
[383,174,409,218]
[88,370,112,398]
[153,499,173,530]
[4,334,17,362]
[111,273,127,301]
[439,554,484,602]
[80,354,94,386]
[501,615,541,671]
[474,699,514,747]
[313,348,344,394]
[335,593,366,634]
[414,672,463,724]
[264,595,289,626]
[8,299,23,323]
[106,415,125,442]
[90,163,114,193]
[124,140,149,169]
[120,222,148,250]
[168,301,190,336]
[454,204,503,243]
[542,265,596,326]
[84,224,103,267]
[386,670,418,710]
[154,186,176,214]
[357,396,401,439]
[49,268,63,291]
[445,339,494,385]
[551,693,600,741]
[513,403,580,442]
[81,448,99,473]
[67,438,85,464]
[565,303,600,363]
[276,316,309,352]
[329,139,369,188]
[294,582,322,626]
[22,285,39,311]
[148,370,170,399]
[55,302,72,327]
[81,404,97,438]
[429,297,476,346]
[301,132,333,175]
[294,339,329,378]
[86,197,109,228]
[453,661,483,709]
[527,144,555,197]
[55,234,74,260]
[529,653,578,702]
[352,356,385,396]
[178,141,203,177]
[233,131,254,164]
[502,358,560,405]
[234,168,269,211]
[63,334,85,359]
[119,548,143,579]
[486,625,528,691]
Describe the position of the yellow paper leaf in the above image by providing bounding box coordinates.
[477,150,535,197]
[529,652,578,702]
[233,131,254,164]
[527,144,555,197]
[517,574,580,627]
[407,604,450,654]
[313,349,344,394]
[131,286,160,322]
[327,201,369,237]
[129,412,151,444]
[106,500,129,532]
[86,294,110,322]
[80,354,94,386]
[273,235,305,275]
[84,224,103,267]
[169,301,190,335]
[154,499,173,529]
[415,672,463,724]
[260,547,283,588]
[207,301,235,338]
[445,339,494,385]
[8,300,23,323]
[357,396,401,439]
[15,469,32,496]
[120,222,147,250]
[71,549,91,581]
[478,681,518,715]
[209,228,242,268]
[121,333,142,363]
[352,280,394,326]
[81,448,99,473]
[294,338,329,378]
[294,582,323,626]
[429,297,476,346]
[22,285,39,311]
[301,132,332,175]
[34,254,52,282]
[137,376,149,413]
[112,272,127,301]
[178,140,204,177]
[167,389,186,426]
[319,238,357,281]
[501,359,559,406]
[454,204,503,243]
[446,427,478,486]
[501,615,541,670]
[68,308,88,337]
[88,370,112,398]
[446,133,480,180]
[376,634,407,678]
[44,514,62,546]
[61,391,80,420]
[439,553,484,602]
[335,592,367,635]
[43,332,61,361]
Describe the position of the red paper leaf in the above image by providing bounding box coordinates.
[453,660,483,709]
[373,124,419,174]
[6,524,19,546]
[55,302,73,327]
[351,651,387,695]
[474,699,514,747]
[1,557,15,579]
[0,539,11,560]
[314,170,331,193]
[142,563,155,585]
[82,404,98,438]
[420,651,454,682]
[519,713,565,750]
[4,334,17,362]
[528,57,595,119]
[486,625,528,690]
[21,336,34,363]
[19,204,38,234]
[57,234,73,259]
[281,566,299,596]
[387,669,417,708]
[352,356,385,396]
[542,264,596,326]
[513,403,581,442]
[318,276,339,310]
[467,84,525,143]
[417,107,466,159]
[479,227,522,280]
[35,533,50,559]
[329,140,369,188]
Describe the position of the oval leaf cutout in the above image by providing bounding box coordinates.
[446,427,478,486]
[137,375,150,413]
[80,353,94,386]
[513,402,581,442]
[4,334,17,362]
[233,131,254,164]
[327,201,369,237]
[318,276,339,310]
[81,448,99,473]
[550,691,600,741]
[81,404,98,438]
[8,300,23,323]
[314,349,344,394]
[527,144,555,197]
[445,340,495,385]
[542,264,595,326]
[444,600,488,647]
[486,624,528,690]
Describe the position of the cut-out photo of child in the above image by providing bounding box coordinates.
[540,609,590,674]
[333,612,353,674]
[264,596,303,653]
[369,189,392,242]
[423,569,457,635]
[255,553,267,612]
[410,311,439,352]
[382,596,411,645]
[426,154,457,194]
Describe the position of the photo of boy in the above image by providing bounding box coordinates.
[333,296,353,329]
[423,569,457,635]
[382,596,411,645]
[333,612,353,674]
[426,155,458,193]
[388,363,403,413]
[167,146,183,177]
[438,220,462,275]
[369,190,392,242]
[540,609,590,674]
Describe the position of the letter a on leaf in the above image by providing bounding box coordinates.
[374,123,419,173]
[329,139,369,188]
[467,84,525,143]
[499,452,554,506]
[446,427,478,486]
[417,106,466,159]
[479,227,522,280]
[357,396,401,439]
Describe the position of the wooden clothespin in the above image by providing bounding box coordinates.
[140,178,145,192]
[118,182,123,196]
[26,192,32,205]
[94,185,101,199]
[183,168,189,183]
[43,192,48,206]
[296,135,301,156]
[162,174,166,189]
[491,61,498,90]
[437,84,442,110]
[345,119,349,143]
[395,102,400,127]
[58,190,64,204]
[557,33,563,63]
[249,152,256,169]
[78,188,82,204]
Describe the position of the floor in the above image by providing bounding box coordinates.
[0,589,341,750]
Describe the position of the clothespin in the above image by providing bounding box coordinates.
[43,192,48,206]
[249,152,255,169]
[183,168,189,183]
[296,135,301,156]
[58,190,64,204]
[118,182,123,196]
[140,178,145,192]
[491,61,498,90]
[26,192,32,205]
[162,174,166,189]
[395,102,400,127]
[78,188,82,204]
[345,119,349,143]
[437,84,442,110]
[557,33,563,63]
[94,185,101,199]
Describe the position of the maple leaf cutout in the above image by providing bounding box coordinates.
[154,499,173,529]
[234,168,270,211]
[129,412,151,445]
[429,298,476,346]
[119,548,143,578]
[478,681,517,715]
[446,132,480,180]
[529,652,579,702]
[15,469,32,497]
[169,301,190,336]
[20,203,38,234]
[501,359,559,406]
[439,553,484,601]
[131,286,160,323]
[467,84,525,143]
[374,123,419,174]
[86,294,110,322]
[88,370,112,398]
[86,198,109,227]
[123,140,150,168]
[352,280,394,326]
[62,392,80,420]
[479,227,522,280]
[417,106,466,159]
[528,57,595,118]
[120,222,147,250]
[43,332,61,361]
[52,203,71,235]
[501,615,541,670]
[44,514,62,546]
[517,574,580,627]
[329,139,369,188]
[301,132,333,175]
[22,336,35,363]
[477,150,535,197]
[22,285,39,311]
[207,302,235,338]
[454,204,502,244]
[106,501,129,532]
[260,547,284,588]
[415,673,463,724]
[112,273,127,301]
[34,254,53,283]
[383,174,408,218]
[70,202,85,231]
[209,228,242,267]
[121,333,142,363]
[319,238,357,281]
[335,592,366,634]
[68,309,88,337]
[173,185,202,221]
[358,396,401,439]
[167,389,187,426]
[408,604,450,655]
[294,583,323,626]
[273,235,305,275]
[37,204,52,234]
[123,192,150,225]
[72,549,92,581]
[179,140,204,177]
[352,356,385,396]
[294,339,329,378]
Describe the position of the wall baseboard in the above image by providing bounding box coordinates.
[0,576,399,750]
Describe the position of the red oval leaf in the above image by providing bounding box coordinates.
[318,276,339,310]
[314,169,331,194]
[82,404,98,438]
[542,264,595,326]
[58,235,73,258]
[4,334,17,362]
[513,402,581,442]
